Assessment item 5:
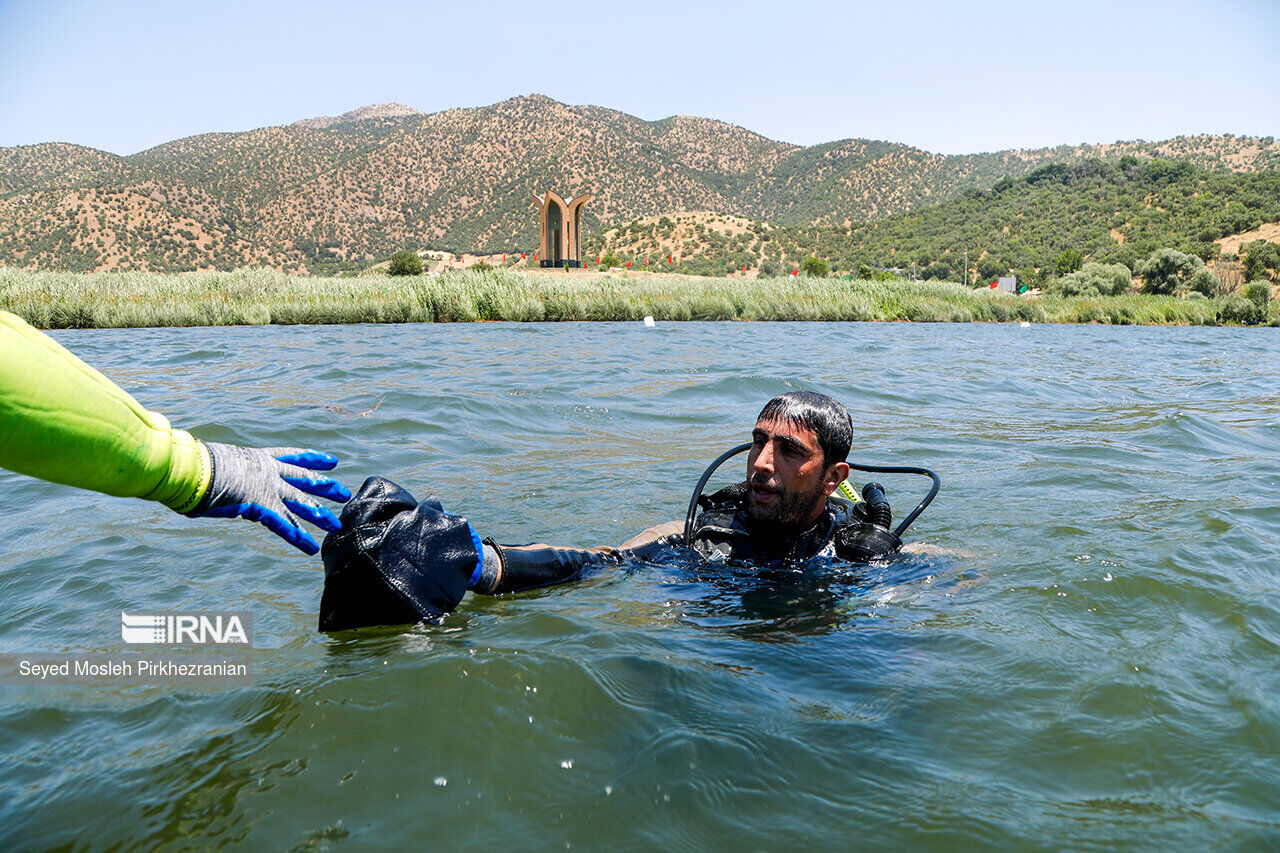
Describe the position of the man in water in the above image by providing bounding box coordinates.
[320,391,899,631]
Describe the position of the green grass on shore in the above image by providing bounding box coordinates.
[1,267,1273,329]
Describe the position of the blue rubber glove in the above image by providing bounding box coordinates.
[189,443,353,555]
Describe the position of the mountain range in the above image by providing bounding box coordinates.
[0,95,1276,273]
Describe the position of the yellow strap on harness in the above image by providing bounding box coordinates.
[837,480,863,503]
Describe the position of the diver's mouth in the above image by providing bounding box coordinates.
[750,480,780,504]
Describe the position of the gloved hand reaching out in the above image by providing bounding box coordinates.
[190,443,353,555]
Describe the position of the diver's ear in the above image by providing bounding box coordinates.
[824,461,850,496]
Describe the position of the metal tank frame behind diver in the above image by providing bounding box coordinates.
[685,443,941,562]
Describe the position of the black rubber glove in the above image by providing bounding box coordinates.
[318,476,483,631]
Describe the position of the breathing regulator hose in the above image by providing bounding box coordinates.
[845,461,942,538]
[683,444,941,548]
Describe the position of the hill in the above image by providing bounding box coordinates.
[291,103,424,129]
[585,158,1280,284]
[0,95,1276,272]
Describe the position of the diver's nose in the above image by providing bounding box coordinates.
[753,442,775,476]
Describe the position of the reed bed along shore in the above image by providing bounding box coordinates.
[1,267,1274,329]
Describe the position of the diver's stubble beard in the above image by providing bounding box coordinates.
[747,475,828,530]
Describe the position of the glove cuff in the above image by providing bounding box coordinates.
[153,431,213,514]
[468,539,504,594]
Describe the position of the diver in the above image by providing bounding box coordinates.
[0,310,352,554]
[320,391,937,631]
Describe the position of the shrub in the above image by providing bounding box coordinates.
[759,258,781,277]
[388,251,423,276]
[1046,272,1101,297]
[599,250,621,270]
[471,260,492,272]
[1218,295,1264,325]
[1046,262,1132,297]
[801,257,830,277]
[1244,279,1272,307]
[1184,267,1219,297]
[1138,248,1202,295]
[1081,261,1132,295]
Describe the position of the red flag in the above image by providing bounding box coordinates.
[596,255,601,264]
[502,254,506,262]
[792,269,799,276]
[668,255,672,265]
[534,251,538,261]
[989,282,998,289]
[521,252,526,260]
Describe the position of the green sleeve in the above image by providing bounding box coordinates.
[0,310,212,512]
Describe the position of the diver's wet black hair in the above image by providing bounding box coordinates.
[756,391,853,467]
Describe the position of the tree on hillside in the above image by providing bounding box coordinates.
[1056,249,1084,276]
[977,256,1005,281]
[801,257,829,277]
[388,250,423,276]
[1243,240,1280,283]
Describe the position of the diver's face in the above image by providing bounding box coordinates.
[747,418,843,529]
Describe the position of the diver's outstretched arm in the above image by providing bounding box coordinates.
[0,310,350,554]
[318,476,681,631]
[470,541,616,595]
[472,521,684,595]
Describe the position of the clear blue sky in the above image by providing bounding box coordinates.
[0,0,1276,156]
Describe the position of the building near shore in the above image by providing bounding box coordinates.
[531,191,591,268]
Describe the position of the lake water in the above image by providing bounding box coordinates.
[2,321,1279,850]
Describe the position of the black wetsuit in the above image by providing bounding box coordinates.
[318,477,898,631]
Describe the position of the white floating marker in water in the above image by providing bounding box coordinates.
[1020,321,1031,327]
[643,316,655,327]
[560,760,573,770]
[434,776,447,787]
